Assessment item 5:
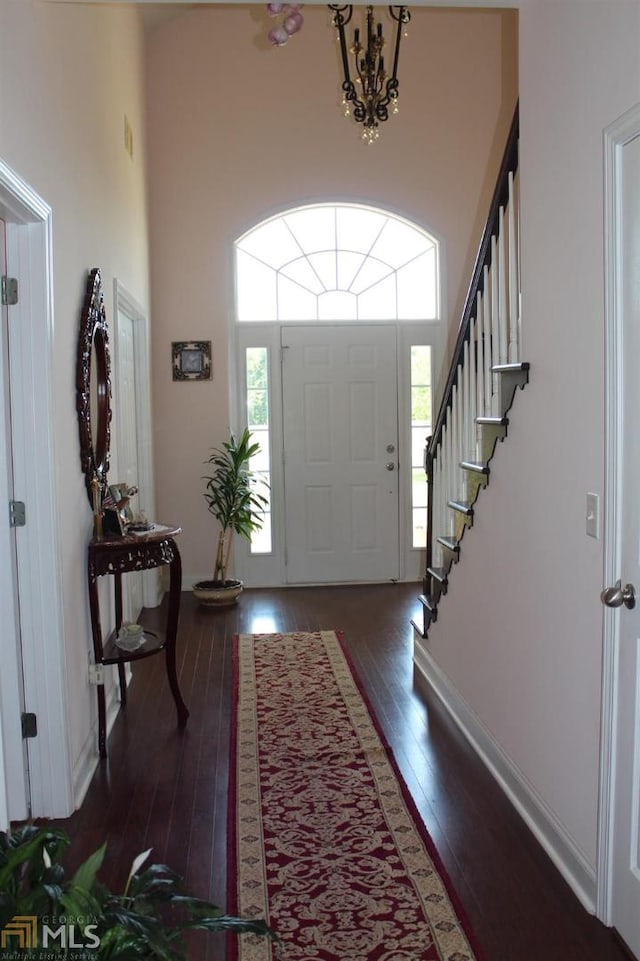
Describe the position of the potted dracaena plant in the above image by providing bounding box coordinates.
[192,428,268,607]
[0,824,274,959]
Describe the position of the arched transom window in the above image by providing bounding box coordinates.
[235,203,438,323]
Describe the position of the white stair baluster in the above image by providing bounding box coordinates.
[430,446,437,565]
[476,291,485,432]
[459,352,466,468]
[483,268,492,417]
[450,390,458,507]
[436,446,444,563]
[508,170,521,362]
[463,340,471,462]
[456,371,464,499]
[451,378,462,500]
[498,206,508,364]
[449,389,456,505]
[459,354,466,468]
[438,427,446,544]
[446,417,454,535]
[469,321,477,461]
[490,238,499,415]
[433,429,445,542]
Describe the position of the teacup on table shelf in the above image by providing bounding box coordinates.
[116,622,145,651]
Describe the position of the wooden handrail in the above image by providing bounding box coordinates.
[429,104,519,457]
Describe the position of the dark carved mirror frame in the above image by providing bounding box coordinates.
[76,268,112,511]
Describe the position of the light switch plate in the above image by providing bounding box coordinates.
[586,492,600,539]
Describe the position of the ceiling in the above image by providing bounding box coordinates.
[139,3,207,30]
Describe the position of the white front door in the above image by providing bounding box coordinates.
[282,325,399,583]
[604,123,640,958]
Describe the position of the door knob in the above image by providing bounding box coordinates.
[601,579,636,610]
[386,462,396,471]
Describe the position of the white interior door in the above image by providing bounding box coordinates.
[282,325,399,583]
[115,284,160,612]
[0,216,30,820]
[605,125,640,958]
[0,162,72,820]
[116,306,144,620]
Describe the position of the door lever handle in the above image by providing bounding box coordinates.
[601,579,636,610]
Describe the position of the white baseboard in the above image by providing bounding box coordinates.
[184,574,204,590]
[184,574,422,590]
[413,638,597,913]
[72,677,124,810]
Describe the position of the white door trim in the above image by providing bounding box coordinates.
[0,216,26,825]
[113,280,159,608]
[596,101,640,924]
[0,158,73,819]
[233,320,441,589]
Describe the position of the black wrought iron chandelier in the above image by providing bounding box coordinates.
[328,5,410,143]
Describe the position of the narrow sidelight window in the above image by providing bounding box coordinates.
[411,346,432,548]
[246,347,272,553]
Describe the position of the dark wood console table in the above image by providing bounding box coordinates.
[87,524,189,758]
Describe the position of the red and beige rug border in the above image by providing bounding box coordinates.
[227,629,485,961]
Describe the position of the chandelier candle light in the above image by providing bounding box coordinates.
[329,4,410,143]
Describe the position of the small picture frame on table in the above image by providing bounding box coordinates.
[109,483,135,524]
[172,341,212,381]
[102,482,135,536]
[103,507,126,536]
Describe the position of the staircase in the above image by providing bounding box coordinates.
[412,105,528,638]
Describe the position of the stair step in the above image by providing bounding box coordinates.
[426,567,448,604]
[476,415,508,427]
[437,536,460,555]
[490,362,530,417]
[418,593,438,616]
[412,593,438,634]
[428,566,449,585]
[476,416,509,463]
[460,460,489,475]
[448,500,474,516]
[460,459,490,504]
[448,499,474,540]
[491,362,530,375]
[411,617,429,638]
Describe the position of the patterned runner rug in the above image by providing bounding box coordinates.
[229,631,482,961]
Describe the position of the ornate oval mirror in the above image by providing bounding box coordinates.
[76,268,112,512]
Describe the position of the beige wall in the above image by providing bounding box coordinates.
[146,3,518,583]
[0,0,149,794]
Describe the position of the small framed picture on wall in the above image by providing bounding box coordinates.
[172,341,212,381]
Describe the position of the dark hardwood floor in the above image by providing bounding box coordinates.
[50,584,631,961]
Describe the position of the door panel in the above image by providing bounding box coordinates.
[282,325,399,583]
